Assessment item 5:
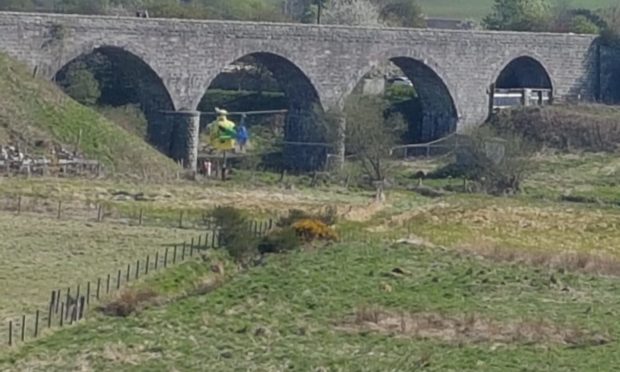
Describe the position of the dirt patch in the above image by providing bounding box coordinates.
[337,307,610,347]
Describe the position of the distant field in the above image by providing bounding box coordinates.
[419,0,617,20]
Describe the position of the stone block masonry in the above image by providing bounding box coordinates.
[0,11,609,168]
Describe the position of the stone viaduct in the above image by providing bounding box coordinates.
[0,11,615,170]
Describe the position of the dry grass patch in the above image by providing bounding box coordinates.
[403,199,620,256]
[458,242,620,277]
[339,307,610,347]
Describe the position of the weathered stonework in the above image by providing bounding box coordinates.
[0,11,610,167]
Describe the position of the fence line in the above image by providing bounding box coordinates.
[0,193,233,230]
[0,159,102,178]
[2,217,274,348]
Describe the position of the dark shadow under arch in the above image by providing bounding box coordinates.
[496,56,553,90]
[54,46,175,155]
[389,57,458,144]
[198,52,326,171]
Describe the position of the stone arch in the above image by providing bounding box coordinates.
[53,45,176,155]
[197,51,327,171]
[344,50,459,143]
[494,55,554,90]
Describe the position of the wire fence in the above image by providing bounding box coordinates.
[0,193,235,230]
[2,217,274,348]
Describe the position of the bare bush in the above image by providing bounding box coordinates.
[100,288,159,317]
[434,126,533,195]
[489,105,620,152]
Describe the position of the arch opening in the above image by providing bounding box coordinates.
[601,61,620,104]
[197,52,326,172]
[496,56,552,90]
[347,57,458,152]
[54,46,175,155]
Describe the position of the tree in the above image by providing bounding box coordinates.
[483,0,552,31]
[600,5,620,46]
[58,62,101,106]
[569,15,599,34]
[379,0,425,28]
[322,0,379,26]
[338,95,402,185]
[313,0,328,24]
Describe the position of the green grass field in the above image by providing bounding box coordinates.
[0,212,199,323]
[2,242,619,370]
[418,0,617,19]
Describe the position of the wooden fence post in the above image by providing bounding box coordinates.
[34,310,39,338]
[181,244,186,260]
[65,288,71,317]
[8,320,12,346]
[117,270,121,289]
[48,291,55,328]
[154,252,159,270]
[86,282,90,305]
[78,297,85,320]
[126,264,131,283]
[173,245,177,264]
[96,278,101,300]
[59,303,64,327]
[138,208,143,226]
[55,289,60,314]
[106,274,110,294]
[17,195,21,215]
[145,255,150,275]
[164,247,168,268]
[20,315,25,342]
[178,211,184,228]
[57,201,62,219]
[135,260,140,280]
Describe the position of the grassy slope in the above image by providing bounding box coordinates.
[0,53,178,175]
[418,0,616,19]
[2,243,619,370]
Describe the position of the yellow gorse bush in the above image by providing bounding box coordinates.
[292,218,338,242]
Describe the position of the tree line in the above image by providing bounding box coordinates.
[0,0,424,27]
[484,0,620,39]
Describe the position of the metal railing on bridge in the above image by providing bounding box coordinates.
[489,86,553,111]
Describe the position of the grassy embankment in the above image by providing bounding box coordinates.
[0,53,177,176]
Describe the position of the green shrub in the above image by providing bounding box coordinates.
[57,61,101,106]
[210,206,247,247]
[225,237,259,265]
[258,227,301,254]
[210,206,258,264]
